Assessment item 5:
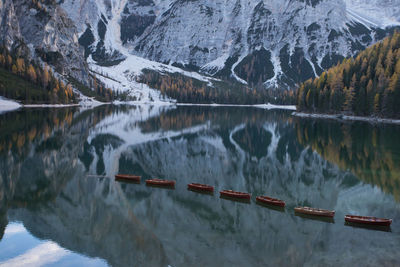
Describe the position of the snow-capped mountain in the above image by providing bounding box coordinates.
[62,0,400,89]
[1,0,400,101]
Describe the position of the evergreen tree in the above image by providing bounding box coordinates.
[297,31,400,118]
[27,64,37,83]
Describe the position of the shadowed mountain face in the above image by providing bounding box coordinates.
[2,0,400,101]
[61,0,400,87]
[0,106,400,266]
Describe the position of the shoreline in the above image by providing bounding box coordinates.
[23,104,81,108]
[1,98,297,113]
[292,112,400,125]
[176,103,297,110]
[0,97,22,114]
[0,98,99,114]
[3,97,400,125]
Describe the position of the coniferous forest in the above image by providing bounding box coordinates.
[0,46,78,104]
[297,32,400,118]
[140,69,296,105]
[0,45,115,104]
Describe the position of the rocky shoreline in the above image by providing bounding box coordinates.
[292,112,400,125]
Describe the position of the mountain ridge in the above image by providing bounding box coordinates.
[64,0,400,90]
[1,0,400,103]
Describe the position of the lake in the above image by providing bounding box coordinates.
[0,105,399,266]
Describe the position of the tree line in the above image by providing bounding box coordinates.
[297,31,400,118]
[0,45,76,104]
[139,69,296,105]
[0,44,116,104]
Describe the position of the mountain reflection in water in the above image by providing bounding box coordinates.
[0,105,399,266]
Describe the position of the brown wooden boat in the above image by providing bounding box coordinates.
[294,206,335,217]
[115,174,141,182]
[256,196,285,207]
[187,183,214,192]
[345,215,392,226]
[220,190,251,200]
[146,178,175,187]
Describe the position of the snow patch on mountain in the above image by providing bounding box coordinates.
[59,0,400,91]
[201,53,230,75]
[88,50,219,103]
[344,0,400,28]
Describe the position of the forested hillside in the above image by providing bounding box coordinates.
[297,32,400,118]
[140,69,296,104]
[0,46,77,104]
[0,45,115,104]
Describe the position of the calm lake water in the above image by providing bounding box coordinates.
[0,105,399,266]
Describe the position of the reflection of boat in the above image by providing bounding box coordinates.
[345,215,392,226]
[187,183,214,192]
[294,207,335,217]
[344,221,392,232]
[256,196,285,207]
[146,179,175,187]
[220,190,251,200]
[115,174,141,182]
[256,201,285,212]
[295,213,335,223]
[220,195,251,204]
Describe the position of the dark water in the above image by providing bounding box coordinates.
[0,105,399,266]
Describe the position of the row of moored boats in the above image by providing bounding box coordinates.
[115,174,393,227]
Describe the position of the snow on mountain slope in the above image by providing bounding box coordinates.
[60,0,400,91]
[344,0,400,28]
[1,0,399,103]
[88,52,219,103]
[61,0,221,102]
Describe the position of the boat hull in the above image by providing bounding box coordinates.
[294,207,335,218]
[146,179,175,187]
[187,183,214,192]
[345,215,392,226]
[115,174,141,182]
[256,196,285,207]
[220,190,251,200]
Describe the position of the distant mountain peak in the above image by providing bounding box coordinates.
[61,0,400,90]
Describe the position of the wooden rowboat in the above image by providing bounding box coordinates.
[115,174,141,182]
[220,190,251,200]
[146,178,175,187]
[187,183,214,192]
[256,196,285,207]
[345,215,392,226]
[294,206,335,218]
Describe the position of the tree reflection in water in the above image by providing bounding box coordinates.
[295,118,400,201]
[0,106,399,266]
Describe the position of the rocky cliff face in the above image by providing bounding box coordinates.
[61,0,400,88]
[0,0,89,84]
[1,0,400,96]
